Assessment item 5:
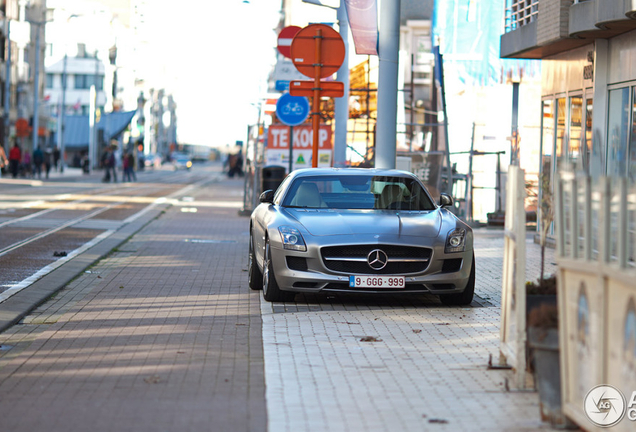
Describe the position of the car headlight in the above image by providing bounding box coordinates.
[279,226,307,251]
[445,228,466,253]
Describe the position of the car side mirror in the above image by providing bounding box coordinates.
[259,190,275,203]
[439,193,453,207]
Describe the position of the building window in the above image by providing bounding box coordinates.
[46,73,54,89]
[607,88,630,177]
[540,99,554,235]
[569,96,583,171]
[584,98,593,173]
[556,98,566,173]
[630,88,636,182]
[74,74,104,90]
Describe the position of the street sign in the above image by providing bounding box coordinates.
[275,93,310,126]
[289,80,345,98]
[277,26,302,59]
[290,24,345,79]
[275,80,290,91]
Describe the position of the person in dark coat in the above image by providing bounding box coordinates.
[33,146,44,179]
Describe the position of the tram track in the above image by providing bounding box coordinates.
[0,165,225,298]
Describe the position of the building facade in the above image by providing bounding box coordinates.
[501,0,636,189]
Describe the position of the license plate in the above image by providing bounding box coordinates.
[349,275,405,289]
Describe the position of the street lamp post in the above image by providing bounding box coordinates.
[31,19,41,151]
[28,18,50,152]
[57,53,67,172]
[3,18,11,154]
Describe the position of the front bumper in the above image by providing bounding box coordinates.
[269,234,473,295]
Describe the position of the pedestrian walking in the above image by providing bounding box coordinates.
[102,146,117,183]
[53,147,60,171]
[127,152,136,181]
[8,143,21,178]
[44,148,52,179]
[33,146,44,179]
[22,150,31,178]
[0,145,8,178]
[122,152,131,182]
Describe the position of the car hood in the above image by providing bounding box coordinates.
[286,209,442,238]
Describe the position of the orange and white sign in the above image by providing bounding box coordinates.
[266,124,332,169]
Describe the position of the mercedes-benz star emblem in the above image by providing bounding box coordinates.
[367,249,388,271]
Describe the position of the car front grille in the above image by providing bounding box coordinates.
[321,245,432,275]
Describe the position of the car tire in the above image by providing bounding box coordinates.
[440,255,475,306]
[248,232,262,290]
[262,238,295,302]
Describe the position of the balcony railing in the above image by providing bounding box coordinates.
[504,0,539,33]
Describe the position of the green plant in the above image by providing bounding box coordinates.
[526,274,557,295]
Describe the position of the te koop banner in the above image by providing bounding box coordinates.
[266,124,333,170]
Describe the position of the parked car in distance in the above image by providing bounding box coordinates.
[248,168,475,304]
[144,153,163,168]
[171,153,192,170]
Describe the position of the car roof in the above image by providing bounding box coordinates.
[288,167,417,179]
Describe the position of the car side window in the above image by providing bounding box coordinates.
[273,175,292,204]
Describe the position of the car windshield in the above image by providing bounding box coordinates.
[282,175,436,210]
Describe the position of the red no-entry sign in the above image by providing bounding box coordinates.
[277,26,301,59]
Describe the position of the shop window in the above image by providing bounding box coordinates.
[540,99,555,235]
[541,100,554,183]
[630,88,636,182]
[584,98,593,173]
[607,88,630,177]
[569,96,583,171]
[556,98,566,173]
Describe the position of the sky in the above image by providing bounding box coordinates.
[153,1,283,147]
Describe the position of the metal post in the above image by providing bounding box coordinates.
[465,122,475,223]
[4,18,11,154]
[496,152,502,212]
[32,21,41,150]
[409,54,415,151]
[289,125,293,174]
[375,0,401,169]
[58,53,67,172]
[88,85,95,172]
[333,4,349,167]
[311,27,322,168]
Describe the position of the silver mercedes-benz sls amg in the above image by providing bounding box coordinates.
[248,168,475,304]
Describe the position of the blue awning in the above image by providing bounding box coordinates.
[63,110,136,149]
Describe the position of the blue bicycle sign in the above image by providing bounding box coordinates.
[276,93,310,126]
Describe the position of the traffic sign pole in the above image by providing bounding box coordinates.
[289,126,293,173]
[290,24,345,168]
[312,27,322,168]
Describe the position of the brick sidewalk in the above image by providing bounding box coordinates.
[260,229,557,432]
[0,175,267,432]
[0,173,557,432]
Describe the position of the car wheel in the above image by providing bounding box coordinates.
[262,238,295,302]
[248,231,262,290]
[440,255,475,306]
